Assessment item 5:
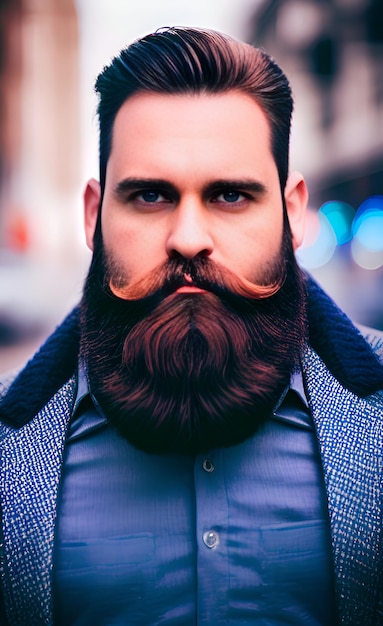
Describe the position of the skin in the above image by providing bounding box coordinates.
[84,91,308,294]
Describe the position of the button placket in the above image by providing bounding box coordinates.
[194,449,228,623]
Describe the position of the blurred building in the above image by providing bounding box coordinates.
[0,0,81,257]
[247,0,383,328]
[0,0,382,375]
[0,0,87,371]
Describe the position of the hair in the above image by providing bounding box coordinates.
[95,26,293,194]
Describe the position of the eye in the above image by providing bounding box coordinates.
[129,189,174,210]
[219,190,243,203]
[138,190,167,203]
[212,189,248,205]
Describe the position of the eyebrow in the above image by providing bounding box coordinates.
[113,177,268,200]
[114,178,177,200]
[204,179,268,196]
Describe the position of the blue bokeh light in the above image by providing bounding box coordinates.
[297,195,383,271]
[351,195,383,269]
[320,200,354,245]
[296,212,337,269]
[352,196,383,252]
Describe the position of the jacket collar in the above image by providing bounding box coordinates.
[1,349,382,625]
[1,275,383,429]
[0,306,80,428]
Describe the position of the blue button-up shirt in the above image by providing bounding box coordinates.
[52,370,337,625]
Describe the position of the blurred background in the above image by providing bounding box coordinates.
[0,0,382,374]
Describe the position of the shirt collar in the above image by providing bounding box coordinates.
[288,367,308,407]
[72,362,310,436]
[273,367,311,430]
[73,363,90,414]
[69,362,107,441]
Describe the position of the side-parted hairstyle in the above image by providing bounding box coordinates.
[95,26,293,194]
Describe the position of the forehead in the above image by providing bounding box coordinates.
[112,89,271,142]
[107,90,276,182]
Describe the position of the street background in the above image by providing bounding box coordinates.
[1,0,382,374]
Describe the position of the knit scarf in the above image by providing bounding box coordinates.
[1,275,382,428]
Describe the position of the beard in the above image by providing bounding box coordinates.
[80,222,307,455]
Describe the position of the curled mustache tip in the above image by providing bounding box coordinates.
[107,258,283,302]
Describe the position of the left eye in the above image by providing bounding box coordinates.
[216,190,243,203]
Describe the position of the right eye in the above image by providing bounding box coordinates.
[137,190,167,203]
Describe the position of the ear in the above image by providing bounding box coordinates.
[84,178,101,251]
[284,171,308,250]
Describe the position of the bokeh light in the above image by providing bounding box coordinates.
[351,195,383,269]
[297,195,383,271]
[320,200,354,245]
[296,210,337,269]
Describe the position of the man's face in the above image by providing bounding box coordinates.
[81,90,308,454]
[84,91,307,291]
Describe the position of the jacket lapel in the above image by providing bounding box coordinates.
[302,345,383,626]
[0,295,382,625]
[0,377,75,626]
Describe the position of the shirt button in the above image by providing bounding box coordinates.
[202,458,214,472]
[203,530,219,549]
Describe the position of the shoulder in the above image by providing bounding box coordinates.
[0,306,80,428]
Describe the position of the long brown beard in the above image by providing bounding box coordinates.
[80,228,307,454]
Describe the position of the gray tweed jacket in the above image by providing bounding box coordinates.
[0,307,382,625]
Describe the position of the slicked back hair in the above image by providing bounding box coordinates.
[95,26,293,195]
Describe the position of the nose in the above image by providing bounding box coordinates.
[165,201,214,259]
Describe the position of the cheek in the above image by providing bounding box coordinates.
[102,219,168,282]
[218,221,284,280]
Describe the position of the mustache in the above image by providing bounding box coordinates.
[81,242,306,454]
[106,256,285,305]
[81,234,307,454]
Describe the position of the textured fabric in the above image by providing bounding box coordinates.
[0,306,80,428]
[306,279,383,395]
[2,345,382,626]
[302,345,383,625]
[0,277,383,625]
[1,275,383,432]
[52,381,336,625]
[0,377,76,626]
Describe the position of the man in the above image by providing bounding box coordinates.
[0,26,383,626]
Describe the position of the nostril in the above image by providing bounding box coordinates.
[168,248,212,261]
